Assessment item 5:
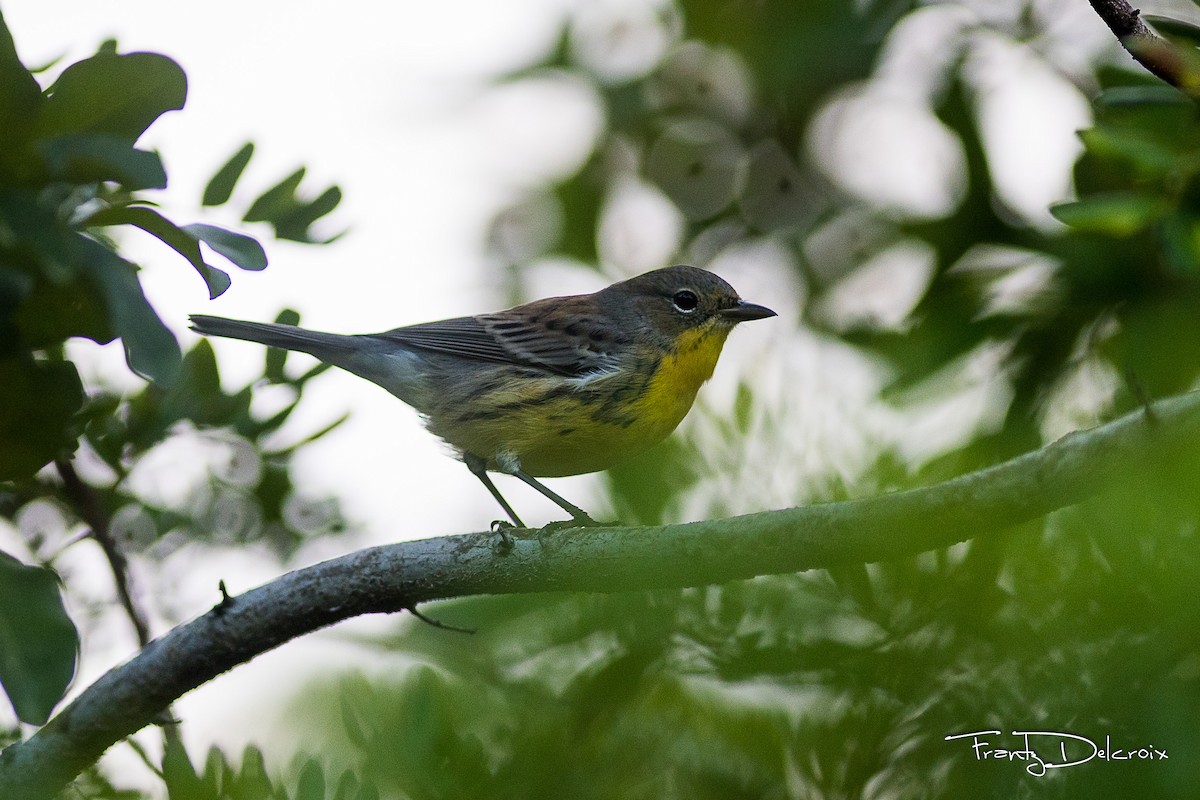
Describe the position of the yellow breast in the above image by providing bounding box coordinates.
[428,324,733,477]
[629,324,730,439]
[516,325,732,475]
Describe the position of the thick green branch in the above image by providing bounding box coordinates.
[3,391,1200,799]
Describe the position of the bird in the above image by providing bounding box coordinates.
[190,265,775,528]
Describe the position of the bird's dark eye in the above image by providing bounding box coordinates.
[672,289,699,313]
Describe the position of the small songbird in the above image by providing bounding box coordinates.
[191,265,775,527]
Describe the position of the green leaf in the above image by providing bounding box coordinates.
[1094,85,1191,108]
[231,746,274,800]
[77,238,182,386]
[0,550,79,726]
[37,51,186,141]
[734,381,754,435]
[332,771,359,800]
[1078,127,1181,175]
[181,223,268,271]
[0,188,78,283]
[551,161,601,263]
[244,167,306,222]
[88,205,231,298]
[11,270,113,350]
[1050,193,1168,236]
[244,168,344,243]
[0,10,43,178]
[1161,211,1200,276]
[203,746,232,797]
[276,185,342,243]
[295,760,325,800]
[0,357,84,480]
[163,734,216,800]
[1145,15,1200,48]
[39,134,167,190]
[203,142,254,206]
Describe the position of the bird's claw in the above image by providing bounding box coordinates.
[490,519,516,553]
[537,514,606,536]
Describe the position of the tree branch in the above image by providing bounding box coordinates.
[54,459,152,648]
[4,391,1200,799]
[1088,0,1200,95]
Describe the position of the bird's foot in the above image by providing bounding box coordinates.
[538,512,606,536]
[490,519,517,553]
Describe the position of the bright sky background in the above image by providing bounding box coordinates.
[2,0,1115,784]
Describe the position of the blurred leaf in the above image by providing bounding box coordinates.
[605,436,699,525]
[244,167,343,243]
[0,357,83,480]
[1050,193,1167,235]
[295,760,324,800]
[733,381,753,435]
[739,138,815,232]
[331,772,359,800]
[1078,127,1180,175]
[181,223,268,271]
[203,747,233,797]
[36,51,186,141]
[88,205,232,298]
[163,735,216,800]
[1161,211,1200,275]
[245,168,305,221]
[645,119,741,220]
[0,189,78,284]
[203,141,254,206]
[77,237,181,386]
[1145,15,1200,48]
[232,746,275,800]
[550,160,601,263]
[1095,84,1191,108]
[1101,292,1200,396]
[38,134,166,190]
[0,550,78,725]
[0,10,43,179]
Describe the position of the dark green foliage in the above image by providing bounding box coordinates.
[243,167,344,244]
[0,551,78,725]
[0,8,346,757]
[156,740,378,800]
[0,358,82,481]
[295,446,1200,798]
[204,141,343,243]
[203,143,255,207]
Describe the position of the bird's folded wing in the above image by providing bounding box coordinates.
[373,310,621,377]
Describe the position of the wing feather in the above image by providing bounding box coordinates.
[371,304,624,377]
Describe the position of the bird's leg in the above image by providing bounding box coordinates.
[510,469,599,527]
[465,453,525,529]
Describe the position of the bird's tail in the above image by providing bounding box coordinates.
[190,315,359,362]
[190,314,429,406]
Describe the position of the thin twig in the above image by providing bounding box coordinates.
[407,605,476,635]
[54,459,152,648]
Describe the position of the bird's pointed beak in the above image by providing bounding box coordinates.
[718,300,777,322]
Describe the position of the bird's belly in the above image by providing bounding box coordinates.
[429,329,728,477]
[434,388,684,478]
[513,411,684,477]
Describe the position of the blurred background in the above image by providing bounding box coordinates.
[5,0,1200,796]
